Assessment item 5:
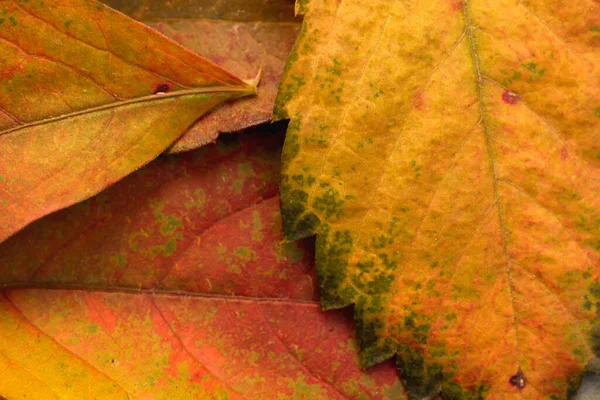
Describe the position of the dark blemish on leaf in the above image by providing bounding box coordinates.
[394,344,448,399]
[522,62,537,73]
[595,107,600,118]
[154,83,171,94]
[509,368,526,389]
[502,90,519,105]
[592,324,600,357]
[589,281,600,299]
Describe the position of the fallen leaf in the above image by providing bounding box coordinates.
[153,20,301,153]
[103,0,297,23]
[0,0,255,244]
[0,289,406,399]
[0,125,404,399]
[105,0,302,153]
[0,124,314,296]
[275,0,600,399]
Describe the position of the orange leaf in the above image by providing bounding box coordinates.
[0,0,255,244]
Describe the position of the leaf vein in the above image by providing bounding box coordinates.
[148,296,248,399]
[517,1,594,83]
[353,32,468,244]
[509,258,592,355]
[425,202,496,342]
[497,178,597,266]
[255,304,354,400]
[2,291,133,399]
[291,0,397,233]
[463,0,524,378]
[10,1,186,90]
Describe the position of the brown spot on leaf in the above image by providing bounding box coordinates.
[154,83,171,94]
[509,368,526,389]
[502,90,519,105]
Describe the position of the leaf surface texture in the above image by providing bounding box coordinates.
[0,0,254,243]
[275,0,600,398]
[0,126,404,399]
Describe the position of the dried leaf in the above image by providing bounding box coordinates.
[0,125,404,399]
[153,20,301,153]
[103,0,297,23]
[275,0,600,398]
[105,0,302,153]
[0,0,254,244]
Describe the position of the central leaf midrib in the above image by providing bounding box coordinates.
[1,283,319,304]
[0,85,252,137]
[462,0,523,368]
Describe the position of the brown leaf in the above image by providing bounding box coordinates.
[103,0,298,23]
[104,0,302,153]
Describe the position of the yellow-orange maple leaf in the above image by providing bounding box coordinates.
[275,0,600,398]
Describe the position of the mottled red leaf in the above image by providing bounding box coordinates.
[0,125,404,399]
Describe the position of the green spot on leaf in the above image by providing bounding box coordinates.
[160,215,182,236]
[163,238,177,256]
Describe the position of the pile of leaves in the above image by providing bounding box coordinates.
[0,0,598,399]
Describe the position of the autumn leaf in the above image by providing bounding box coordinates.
[0,125,308,293]
[275,0,600,399]
[103,0,297,22]
[0,0,256,244]
[0,289,405,399]
[104,0,302,153]
[0,125,405,399]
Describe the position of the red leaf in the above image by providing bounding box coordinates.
[0,124,404,399]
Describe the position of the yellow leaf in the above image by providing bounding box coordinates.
[275,0,600,398]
